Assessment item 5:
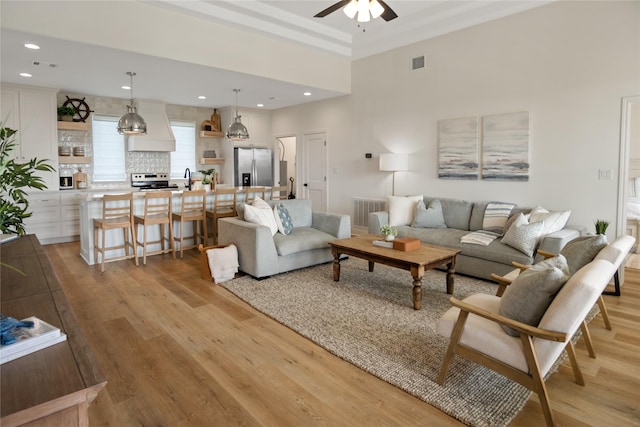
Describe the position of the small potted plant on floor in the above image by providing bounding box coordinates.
[380,225,397,241]
[57,105,76,122]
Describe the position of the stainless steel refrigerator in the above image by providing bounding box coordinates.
[234,147,274,187]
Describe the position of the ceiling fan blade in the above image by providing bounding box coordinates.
[377,0,398,21]
[314,0,351,18]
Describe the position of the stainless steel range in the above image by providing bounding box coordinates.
[131,173,179,191]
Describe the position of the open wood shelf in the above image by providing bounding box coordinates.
[199,130,224,138]
[59,156,92,164]
[199,158,225,165]
[57,121,91,131]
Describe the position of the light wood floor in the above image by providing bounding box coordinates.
[45,242,640,426]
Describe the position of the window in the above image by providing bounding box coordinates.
[92,115,126,182]
[170,121,196,179]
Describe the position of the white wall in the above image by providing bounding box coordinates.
[271,1,640,238]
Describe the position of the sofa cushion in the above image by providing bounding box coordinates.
[267,199,312,228]
[411,199,447,228]
[498,255,570,336]
[244,203,278,236]
[501,213,544,257]
[424,197,473,231]
[273,227,336,256]
[388,195,423,226]
[529,206,571,235]
[274,204,293,235]
[560,234,608,274]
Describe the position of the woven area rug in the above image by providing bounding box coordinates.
[221,258,531,427]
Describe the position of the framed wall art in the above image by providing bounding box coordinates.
[438,116,479,180]
[481,111,530,181]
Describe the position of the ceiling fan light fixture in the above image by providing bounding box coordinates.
[117,71,147,135]
[370,0,385,19]
[226,89,250,141]
[343,0,357,18]
[357,0,370,22]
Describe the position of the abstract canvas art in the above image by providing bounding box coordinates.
[438,116,479,180]
[481,112,530,181]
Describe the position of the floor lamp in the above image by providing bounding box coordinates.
[379,153,409,196]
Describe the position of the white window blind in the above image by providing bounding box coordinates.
[92,115,127,182]
[170,120,196,179]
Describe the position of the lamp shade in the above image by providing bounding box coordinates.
[379,153,409,172]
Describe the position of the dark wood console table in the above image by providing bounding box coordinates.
[1,235,106,426]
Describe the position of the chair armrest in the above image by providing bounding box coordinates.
[312,212,351,238]
[490,273,513,297]
[449,297,567,342]
[368,211,389,234]
[217,217,279,278]
[511,261,531,271]
[537,249,556,259]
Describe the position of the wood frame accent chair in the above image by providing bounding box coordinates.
[93,193,138,272]
[133,191,175,264]
[206,187,237,245]
[437,258,617,426]
[172,189,208,258]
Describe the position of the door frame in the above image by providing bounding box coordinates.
[616,95,640,237]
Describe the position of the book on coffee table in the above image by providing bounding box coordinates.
[0,316,67,364]
[372,240,394,248]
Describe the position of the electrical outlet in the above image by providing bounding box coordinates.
[598,169,612,180]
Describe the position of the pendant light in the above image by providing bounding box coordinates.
[226,89,249,141]
[117,71,147,135]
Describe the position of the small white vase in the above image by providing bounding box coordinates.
[384,234,395,242]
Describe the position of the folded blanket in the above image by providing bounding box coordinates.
[207,244,239,283]
[460,230,500,246]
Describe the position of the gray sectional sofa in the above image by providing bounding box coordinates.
[368,196,583,280]
[218,199,351,278]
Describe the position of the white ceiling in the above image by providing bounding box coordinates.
[0,0,551,110]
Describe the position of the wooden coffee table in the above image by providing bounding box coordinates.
[328,235,460,310]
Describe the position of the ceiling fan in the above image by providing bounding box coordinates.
[314,0,398,23]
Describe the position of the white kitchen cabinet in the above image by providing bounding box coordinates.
[22,192,61,243]
[60,192,83,239]
[1,84,59,191]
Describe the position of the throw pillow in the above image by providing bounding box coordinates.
[482,202,516,235]
[244,203,278,236]
[500,213,544,257]
[411,199,447,228]
[388,195,423,227]
[273,204,293,235]
[560,234,608,274]
[528,206,571,235]
[252,196,271,210]
[499,255,570,336]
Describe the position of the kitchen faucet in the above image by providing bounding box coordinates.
[184,168,191,191]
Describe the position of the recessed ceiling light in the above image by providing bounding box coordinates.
[198,95,206,100]
[257,103,264,107]
[19,72,32,78]
[24,43,40,50]
[121,85,131,90]
[304,92,312,96]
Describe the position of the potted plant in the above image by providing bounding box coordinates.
[594,219,609,235]
[0,124,55,237]
[57,105,76,121]
[198,168,216,190]
[380,224,398,241]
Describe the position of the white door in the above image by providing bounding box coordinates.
[303,132,327,211]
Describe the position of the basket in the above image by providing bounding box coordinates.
[198,244,226,282]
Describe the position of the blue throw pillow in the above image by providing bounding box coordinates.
[274,204,293,235]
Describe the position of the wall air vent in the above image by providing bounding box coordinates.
[412,56,425,70]
[32,61,58,68]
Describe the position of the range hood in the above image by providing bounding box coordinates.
[126,99,176,152]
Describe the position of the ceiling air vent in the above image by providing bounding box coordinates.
[412,56,425,70]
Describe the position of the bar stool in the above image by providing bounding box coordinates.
[133,191,175,265]
[93,193,138,272]
[269,185,288,200]
[244,186,266,204]
[206,187,237,245]
[172,189,208,258]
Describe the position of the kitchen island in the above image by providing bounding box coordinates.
[78,187,272,265]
